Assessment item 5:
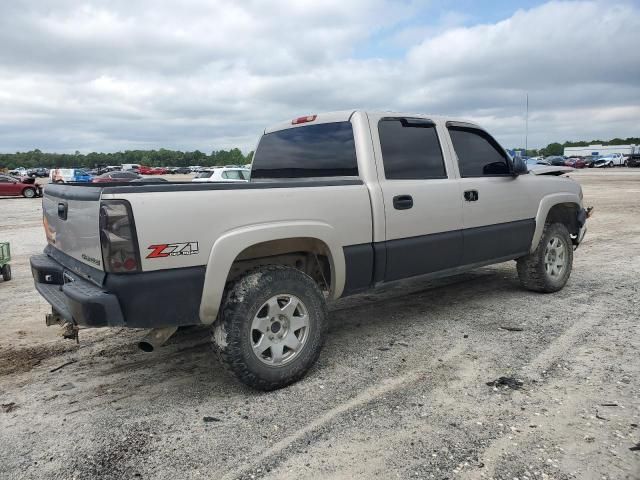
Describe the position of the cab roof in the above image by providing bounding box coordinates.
[264,110,480,134]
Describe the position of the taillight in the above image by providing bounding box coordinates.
[99,200,141,273]
[291,114,317,125]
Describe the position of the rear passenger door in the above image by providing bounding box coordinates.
[446,123,536,265]
[371,116,464,282]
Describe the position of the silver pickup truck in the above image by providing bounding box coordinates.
[31,110,588,390]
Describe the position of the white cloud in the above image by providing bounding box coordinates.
[0,0,638,153]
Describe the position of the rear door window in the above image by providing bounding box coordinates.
[448,126,511,177]
[252,122,358,179]
[378,118,446,179]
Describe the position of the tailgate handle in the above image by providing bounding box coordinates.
[57,202,68,220]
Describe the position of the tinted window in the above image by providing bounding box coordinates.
[378,118,446,179]
[252,122,358,179]
[0,175,12,182]
[448,127,511,177]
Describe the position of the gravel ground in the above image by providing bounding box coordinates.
[0,170,638,480]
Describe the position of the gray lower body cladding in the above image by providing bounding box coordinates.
[343,218,536,295]
[31,251,205,328]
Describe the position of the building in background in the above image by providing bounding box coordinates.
[564,144,638,157]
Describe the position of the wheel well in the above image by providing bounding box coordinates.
[546,203,579,237]
[227,238,333,293]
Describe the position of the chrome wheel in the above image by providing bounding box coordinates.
[250,294,309,366]
[544,236,567,278]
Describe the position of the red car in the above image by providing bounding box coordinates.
[0,174,42,198]
[138,165,168,175]
[92,171,142,183]
[564,157,586,168]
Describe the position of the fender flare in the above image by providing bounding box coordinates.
[198,221,344,324]
[530,193,582,252]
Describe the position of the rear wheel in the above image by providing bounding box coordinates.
[517,223,573,293]
[1,264,11,281]
[22,187,36,198]
[212,265,328,390]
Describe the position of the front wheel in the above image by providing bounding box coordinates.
[212,265,328,390]
[517,223,573,293]
[22,187,36,198]
[1,264,11,281]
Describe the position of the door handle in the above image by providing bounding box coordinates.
[393,195,413,210]
[464,190,479,202]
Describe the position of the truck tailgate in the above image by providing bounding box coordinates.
[42,184,104,271]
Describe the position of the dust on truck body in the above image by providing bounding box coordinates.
[31,110,589,390]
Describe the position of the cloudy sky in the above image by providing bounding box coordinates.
[0,0,639,153]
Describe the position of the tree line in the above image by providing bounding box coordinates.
[0,148,254,170]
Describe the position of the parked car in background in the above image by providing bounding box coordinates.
[122,164,141,172]
[594,158,614,168]
[28,167,49,178]
[0,174,42,198]
[598,153,625,167]
[173,167,192,174]
[564,157,586,168]
[92,171,142,183]
[8,167,28,176]
[192,167,250,182]
[582,155,599,168]
[627,147,640,167]
[543,156,567,166]
[138,165,168,175]
[49,168,93,183]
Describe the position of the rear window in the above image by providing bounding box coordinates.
[251,122,358,179]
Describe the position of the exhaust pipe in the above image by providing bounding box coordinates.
[138,327,178,352]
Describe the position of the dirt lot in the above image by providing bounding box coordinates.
[0,170,638,480]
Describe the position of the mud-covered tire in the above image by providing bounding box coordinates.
[1,264,11,281]
[212,265,328,390]
[22,187,36,198]
[517,223,573,293]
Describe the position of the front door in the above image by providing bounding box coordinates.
[370,115,464,282]
[446,124,536,265]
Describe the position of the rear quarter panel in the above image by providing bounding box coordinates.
[103,182,372,281]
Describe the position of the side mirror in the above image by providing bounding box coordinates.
[512,157,528,176]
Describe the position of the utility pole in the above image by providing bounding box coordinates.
[525,93,529,155]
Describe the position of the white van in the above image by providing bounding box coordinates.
[49,168,92,183]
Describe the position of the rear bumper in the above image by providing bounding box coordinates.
[31,252,206,328]
[31,254,124,327]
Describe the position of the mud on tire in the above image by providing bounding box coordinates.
[517,222,573,293]
[212,265,328,390]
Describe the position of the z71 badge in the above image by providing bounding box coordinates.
[146,242,199,259]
